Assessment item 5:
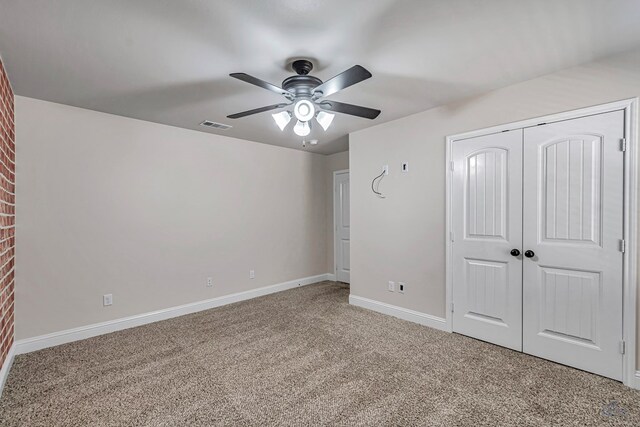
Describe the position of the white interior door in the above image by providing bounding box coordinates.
[522,111,624,380]
[334,171,350,283]
[451,130,523,351]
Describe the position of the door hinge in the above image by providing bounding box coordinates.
[450,231,455,242]
[620,341,626,355]
[620,239,626,253]
[620,138,627,152]
[450,302,455,313]
[450,161,455,172]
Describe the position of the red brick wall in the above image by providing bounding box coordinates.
[0,58,14,369]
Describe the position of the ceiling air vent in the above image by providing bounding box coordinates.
[200,120,232,130]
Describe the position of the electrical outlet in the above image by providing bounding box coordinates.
[401,162,409,173]
[398,282,406,293]
[207,277,213,287]
[103,294,113,306]
[249,270,255,279]
[388,281,395,292]
[382,165,389,175]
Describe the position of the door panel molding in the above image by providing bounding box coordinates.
[465,147,509,241]
[537,266,602,349]
[446,98,638,388]
[538,134,603,246]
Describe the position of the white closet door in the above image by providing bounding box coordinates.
[451,130,523,351]
[522,111,624,380]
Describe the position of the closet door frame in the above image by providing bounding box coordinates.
[445,98,638,389]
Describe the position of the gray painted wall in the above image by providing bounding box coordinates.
[349,48,640,367]
[15,97,331,339]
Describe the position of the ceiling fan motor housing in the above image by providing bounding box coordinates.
[282,59,323,98]
[282,75,322,98]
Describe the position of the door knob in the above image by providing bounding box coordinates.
[510,249,520,257]
[524,250,535,258]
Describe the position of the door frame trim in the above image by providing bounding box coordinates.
[445,98,639,388]
[333,169,349,282]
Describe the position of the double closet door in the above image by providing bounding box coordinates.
[451,111,624,381]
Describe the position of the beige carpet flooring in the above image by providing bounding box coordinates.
[1,281,639,426]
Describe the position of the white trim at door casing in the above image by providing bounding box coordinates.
[13,273,333,356]
[445,98,639,389]
[622,99,638,388]
[349,294,448,332]
[333,169,349,282]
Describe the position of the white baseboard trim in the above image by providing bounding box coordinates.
[632,371,640,390]
[0,343,16,398]
[14,273,332,356]
[326,273,336,281]
[349,294,450,332]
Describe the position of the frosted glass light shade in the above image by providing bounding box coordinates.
[316,111,335,131]
[272,111,292,131]
[294,120,311,136]
[294,99,315,122]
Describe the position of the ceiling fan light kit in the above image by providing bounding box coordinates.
[272,110,292,131]
[227,59,381,143]
[294,99,315,122]
[316,111,335,131]
[294,120,311,136]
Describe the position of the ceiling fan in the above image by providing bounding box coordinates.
[227,59,381,137]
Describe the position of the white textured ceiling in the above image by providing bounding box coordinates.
[1,0,640,154]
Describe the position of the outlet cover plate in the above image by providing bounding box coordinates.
[103,294,113,306]
[398,282,406,293]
